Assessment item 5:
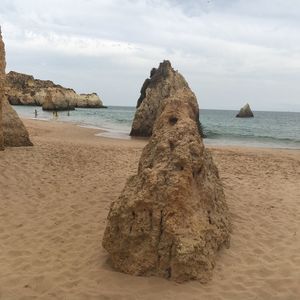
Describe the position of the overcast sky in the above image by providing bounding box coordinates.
[1,0,300,111]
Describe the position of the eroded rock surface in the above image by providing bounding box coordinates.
[6,71,105,109]
[236,103,254,118]
[42,89,75,111]
[0,28,5,150]
[77,93,107,108]
[130,60,204,137]
[0,29,32,148]
[103,87,231,282]
[3,98,33,147]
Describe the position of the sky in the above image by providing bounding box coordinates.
[1,0,300,111]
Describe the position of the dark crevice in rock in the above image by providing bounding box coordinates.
[175,162,184,171]
[207,210,212,225]
[166,267,172,279]
[169,140,175,151]
[169,116,178,125]
[149,210,153,230]
[193,166,203,178]
[158,210,164,243]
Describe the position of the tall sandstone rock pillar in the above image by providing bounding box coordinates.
[103,87,231,282]
[0,28,5,150]
[130,60,204,138]
[0,28,32,148]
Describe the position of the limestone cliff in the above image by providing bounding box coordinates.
[6,71,106,110]
[77,93,107,108]
[42,89,75,111]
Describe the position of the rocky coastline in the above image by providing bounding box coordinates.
[6,71,106,111]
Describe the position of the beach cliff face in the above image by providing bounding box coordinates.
[0,29,5,150]
[130,60,204,138]
[103,87,231,283]
[3,98,33,147]
[0,29,32,148]
[42,89,75,111]
[6,71,105,110]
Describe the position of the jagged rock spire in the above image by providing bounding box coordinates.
[130,60,205,138]
[103,87,231,282]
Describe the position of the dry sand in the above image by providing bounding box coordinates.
[0,119,299,300]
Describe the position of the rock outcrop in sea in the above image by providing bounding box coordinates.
[236,103,254,118]
[0,28,5,150]
[76,93,107,108]
[42,89,75,111]
[103,87,231,282]
[6,71,106,110]
[130,60,204,138]
[0,29,32,148]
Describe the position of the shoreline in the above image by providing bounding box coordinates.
[21,117,300,152]
[11,103,300,150]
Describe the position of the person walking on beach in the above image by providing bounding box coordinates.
[34,109,38,118]
[53,110,58,118]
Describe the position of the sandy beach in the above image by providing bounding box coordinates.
[0,118,299,300]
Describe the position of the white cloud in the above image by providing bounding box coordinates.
[1,0,300,110]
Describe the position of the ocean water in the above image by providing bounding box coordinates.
[13,105,300,149]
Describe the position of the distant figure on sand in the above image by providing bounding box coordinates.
[34,109,37,118]
[53,110,58,118]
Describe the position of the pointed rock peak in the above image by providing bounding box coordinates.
[103,88,231,282]
[236,103,254,118]
[150,60,174,79]
[130,60,205,138]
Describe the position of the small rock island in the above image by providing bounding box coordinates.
[236,103,254,118]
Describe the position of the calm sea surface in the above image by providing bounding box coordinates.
[13,105,300,149]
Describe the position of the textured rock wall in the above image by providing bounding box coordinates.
[0,28,5,150]
[130,60,204,137]
[0,29,32,148]
[103,87,231,282]
[2,98,33,147]
[42,89,75,111]
[6,71,105,109]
